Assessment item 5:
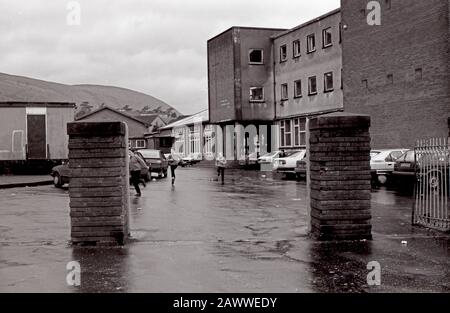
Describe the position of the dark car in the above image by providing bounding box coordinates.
[137,149,169,178]
[392,150,416,187]
[295,159,307,180]
[393,149,449,191]
[51,162,71,188]
[51,156,151,188]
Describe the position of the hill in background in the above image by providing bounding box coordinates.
[0,72,182,122]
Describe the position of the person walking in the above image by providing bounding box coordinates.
[129,151,148,196]
[216,153,227,185]
[167,153,179,185]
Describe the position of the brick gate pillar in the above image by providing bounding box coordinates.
[307,113,372,241]
[67,122,130,246]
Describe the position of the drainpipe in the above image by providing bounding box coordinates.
[272,38,278,153]
[272,38,277,121]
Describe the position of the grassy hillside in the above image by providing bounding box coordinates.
[0,72,182,120]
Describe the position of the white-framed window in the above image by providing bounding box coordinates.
[299,118,306,146]
[308,76,318,95]
[250,87,264,102]
[189,126,200,155]
[293,40,301,58]
[322,27,333,48]
[281,83,288,101]
[324,72,334,92]
[294,119,300,146]
[135,139,146,149]
[294,80,302,98]
[307,34,316,53]
[293,118,307,147]
[280,119,292,147]
[249,49,264,64]
[203,125,214,156]
[280,44,287,62]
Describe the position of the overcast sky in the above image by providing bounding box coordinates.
[0,0,339,115]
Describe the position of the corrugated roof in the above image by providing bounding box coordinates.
[76,105,150,126]
[161,109,208,129]
[135,114,162,125]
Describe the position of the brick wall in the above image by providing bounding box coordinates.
[341,0,450,149]
[307,113,372,240]
[67,122,129,246]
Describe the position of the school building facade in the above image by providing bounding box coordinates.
[207,1,450,155]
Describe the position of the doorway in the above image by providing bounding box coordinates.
[27,114,47,159]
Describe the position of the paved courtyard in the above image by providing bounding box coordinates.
[0,167,449,293]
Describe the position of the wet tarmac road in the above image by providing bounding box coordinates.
[0,167,449,292]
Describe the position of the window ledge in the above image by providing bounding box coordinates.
[294,95,303,99]
[323,44,333,49]
[324,89,334,93]
[308,92,318,96]
[307,49,316,54]
[249,62,264,65]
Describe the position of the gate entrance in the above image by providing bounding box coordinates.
[413,138,450,232]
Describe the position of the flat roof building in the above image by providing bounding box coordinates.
[273,9,343,150]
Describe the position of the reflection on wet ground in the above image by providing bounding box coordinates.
[0,167,449,292]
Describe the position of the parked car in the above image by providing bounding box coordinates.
[370,150,383,158]
[273,150,306,175]
[51,155,151,188]
[393,149,449,190]
[239,152,259,167]
[258,151,282,165]
[392,150,416,188]
[51,161,71,188]
[136,149,168,178]
[295,159,307,180]
[370,149,409,186]
[182,153,202,166]
[167,152,188,167]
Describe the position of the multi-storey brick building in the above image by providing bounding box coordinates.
[208,27,286,158]
[341,0,450,148]
[208,1,450,156]
[273,9,343,151]
[207,12,344,156]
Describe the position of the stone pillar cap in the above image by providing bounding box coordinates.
[309,112,370,130]
[67,122,127,136]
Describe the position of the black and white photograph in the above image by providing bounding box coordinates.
[0,0,449,300]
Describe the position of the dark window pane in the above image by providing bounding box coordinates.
[293,40,301,57]
[324,72,334,91]
[307,34,316,53]
[300,118,306,131]
[323,28,332,47]
[280,45,287,62]
[300,133,306,146]
[249,49,263,64]
[294,80,302,97]
[285,120,291,132]
[309,76,317,94]
[285,134,291,146]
